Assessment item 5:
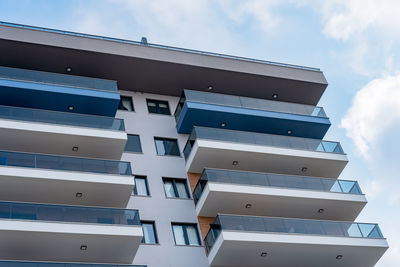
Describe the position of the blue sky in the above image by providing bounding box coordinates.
[1,0,399,265]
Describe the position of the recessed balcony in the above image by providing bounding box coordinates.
[0,201,143,264]
[184,127,348,178]
[0,66,120,116]
[0,261,146,267]
[175,89,331,138]
[0,150,134,208]
[205,215,388,267]
[193,168,366,221]
[0,105,127,159]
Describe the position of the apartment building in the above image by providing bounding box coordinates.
[0,21,388,267]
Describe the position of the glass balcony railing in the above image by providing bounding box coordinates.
[0,66,118,92]
[0,262,146,267]
[205,214,384,252]
[0,150,132,175]
[174,89,327,122]
[193,168,362,204]
[0,105,125,131]
[0,201,140,226]
[183,127,344,160]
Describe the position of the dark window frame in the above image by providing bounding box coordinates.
[141,221,159,244]
[118,96,134,112]
[125,134,143,153]
[154,137,180,156]
[162,177,191,199]
[133,175,150,196]
[146,99,171,115]
[171,223,201,246]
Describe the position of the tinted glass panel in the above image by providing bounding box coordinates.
[0,201,140,225]
[118,96,134,111]
[163,180,176,198]
[186,225,200,245]
[172,224,186,245]
[134,176,149,196]
[176,181,189,198]
[172,223,200,246]
[147,99,171,115]
[125,134,142,153]
[163,178,189,199]
[155,138,180,156]
[142,222,158,244]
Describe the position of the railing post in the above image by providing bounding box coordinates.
[337,181,344,193]
[357,223,364,237]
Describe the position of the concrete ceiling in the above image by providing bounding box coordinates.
[0,22,328,105]
[196,182,367,221]
[209,231,388,267]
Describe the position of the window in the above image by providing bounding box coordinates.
[147,99,171,115]
[142,221,158,244]
[133,176,149,196]
[172,223,200,246]
[154,137,180,156]
[118,96,134,111]
[163,178,190,199]
[125,134,142,153]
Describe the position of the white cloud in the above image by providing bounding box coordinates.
[313,0,400,41]
[70,0,286,55]
[297,0,400,77]
[363,180,384,200]
[341,73,400,157]
[106,0,243,52]
[218,0,281,32]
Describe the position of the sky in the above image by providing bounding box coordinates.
[0,0,399,265]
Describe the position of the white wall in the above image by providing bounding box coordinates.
[116,90,209,267]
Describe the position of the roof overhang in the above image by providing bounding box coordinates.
[0,22,328,105]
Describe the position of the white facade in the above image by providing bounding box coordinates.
[117,91,209,267]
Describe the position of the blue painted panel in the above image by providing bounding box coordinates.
[176,102,331,139]
[0,78,120,116]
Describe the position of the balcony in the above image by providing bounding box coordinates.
[0,150,134,207]
[175,89,331,138]
[0,262,146,267]
[193,169,366,221]
[184,127,348,178]
[0,66,120,116]
[0,105,127,159]
[0,201,142,263]
[205,215,388,267]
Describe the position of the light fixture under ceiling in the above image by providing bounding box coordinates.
[301,167,308,172]
[207,85,213,90]
[72,146,79,152]
[336,255,343,260]
[272,93,278,99]
[66,67,72,72]
[260,252,268,257]
[232,160,239,166]
[287,130,292,134]
[318,208,324,213]
[75,192,83,198]
[220,122,226,127]
[245,203,252,209]
[80,245,87,251]
[68,105,74,111]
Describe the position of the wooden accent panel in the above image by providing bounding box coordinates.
[198,216,215,240]
[187,172,201,192]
